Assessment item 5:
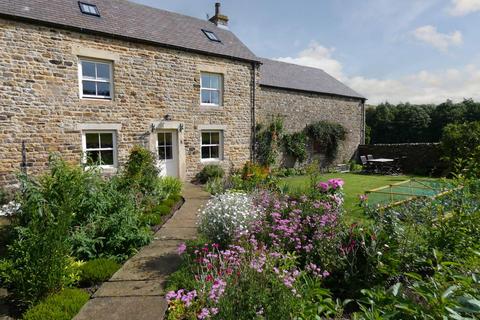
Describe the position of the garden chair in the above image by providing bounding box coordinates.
[360,156,373,173]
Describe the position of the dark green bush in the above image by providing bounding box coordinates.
[196,164,225,184]
[255,117,284,167]
[168,194,182,203]
[441,121,480,174]
[22,288,89,320]
[79,258,121,286]
[306,121,347,162]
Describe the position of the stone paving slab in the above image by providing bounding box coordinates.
[156,226,198,240]
[111,252,182,281]
[73,296,168,320]
[93,280,166,298]
[73,184,209,320]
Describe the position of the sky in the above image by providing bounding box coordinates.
[132,0,480,105]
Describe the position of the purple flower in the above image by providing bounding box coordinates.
[177,243,187,255]
[328,178,344,190]
[316,182,330,192]
[197,308,210,319]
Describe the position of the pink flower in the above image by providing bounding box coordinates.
[177,243,187,255]
[328,178,344,190]
[316,182,329,192]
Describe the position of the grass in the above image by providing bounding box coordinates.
[279,173,436,224]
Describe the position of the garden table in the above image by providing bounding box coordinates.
[367,158,395,174]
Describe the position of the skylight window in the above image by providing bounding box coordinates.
[202,29,221,42]
[79,2,100,17]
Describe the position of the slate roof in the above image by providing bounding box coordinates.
[259,58,365,100]
[0,0,259,62]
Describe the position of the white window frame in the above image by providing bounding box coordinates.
[200,130,223,161]
[78,58,113,100]
[200,72,223,107]
[81,131,118,169]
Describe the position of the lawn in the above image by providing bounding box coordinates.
[279,173,421,223]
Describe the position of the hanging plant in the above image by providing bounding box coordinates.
[283,132,308,163]
[305,121,347,161]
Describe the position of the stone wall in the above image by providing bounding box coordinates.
[357,143,445,175]
[0,18,254,187]
[256,86,364,166]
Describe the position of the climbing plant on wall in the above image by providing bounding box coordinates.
[306,121,347,162]
[255,116,284,167]
[283,132,308,163]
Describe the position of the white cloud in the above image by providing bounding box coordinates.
[275,41,345,80]
[448,0,480,16]
[271,42,480,105]
[412,25,462,52]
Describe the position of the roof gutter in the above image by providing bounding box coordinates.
[259,84,366,101]
[0,13,261,65]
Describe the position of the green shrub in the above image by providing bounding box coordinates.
[162,198,176,208]
[168,194,182,203]
[5,159,76,306]
[255,117,284,167]
[441,121,480,174]
[196,165,225,184]
[22,288,89,320]
[121,146,159,197]
[159,176,182,198]
[205,177,224,195]
[0,188,7,205]
[154,205,171,216]
[79,258,121,286]
[140,213,162,226]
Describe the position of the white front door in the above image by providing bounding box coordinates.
[157,131,178,178]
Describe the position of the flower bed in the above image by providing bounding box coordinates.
[166,176,480,319]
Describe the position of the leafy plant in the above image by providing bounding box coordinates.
[79,258,121,286]
[255,117,284,167]
[22,288,90,320]
[441,120,480,174]
[205,177,225,195]
[283,132,308,163]
[196,165,225,184]
[306,121,347,162]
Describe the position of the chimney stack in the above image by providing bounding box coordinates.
[209,2,229,29]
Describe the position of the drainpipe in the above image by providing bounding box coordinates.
[361,99,366,144]
[251,62,257,162]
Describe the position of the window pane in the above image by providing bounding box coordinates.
[100,133,113,148]
[201,90,211,104]
[159,147,166,160]
[211,132,220,144]
[201,132,210,145]
[165,146,173,160]
[211,90,219,105]
[82,81,96,96]
[96,63,110,80]
[201,146,210,159]
[100,150,114,165]
[82,61,96,78]
[165,133,172,146]
[158,133,165,146]
[86,150,100,165]
[85,133,99,149]
[201,74,210,88]
[210,146,219,159]
[210,75,219,89]
[97,82,110,97]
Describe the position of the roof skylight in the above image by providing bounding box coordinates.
[78,2,100,17]
[202,29,221,42]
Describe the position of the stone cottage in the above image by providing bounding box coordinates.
[0,0,365,187]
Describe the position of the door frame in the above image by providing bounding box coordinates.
[149,121,186,181]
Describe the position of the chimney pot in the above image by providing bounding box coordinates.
[209,2,229,29]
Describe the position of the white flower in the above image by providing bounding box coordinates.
[198,192,263,244]
[0,201,20,217]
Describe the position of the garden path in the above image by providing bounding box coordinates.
[74,183,209,320]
